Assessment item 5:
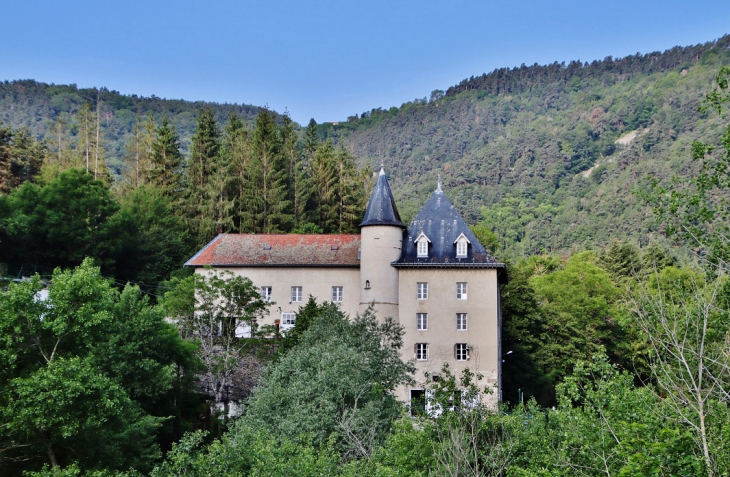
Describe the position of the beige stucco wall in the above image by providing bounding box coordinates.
[359,226,403,320]
[396,268,501,407]
[196,266,361,324]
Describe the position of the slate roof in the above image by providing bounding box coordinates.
[394,186,504,269]
[185,234,361,267]
[359,168,405,228]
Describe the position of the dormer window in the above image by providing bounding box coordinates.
[415,232,431,258]
[454,233,470,258]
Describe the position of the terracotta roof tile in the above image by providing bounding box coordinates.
[186,234,361,267]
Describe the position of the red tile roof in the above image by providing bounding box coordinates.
[186,234,362,267]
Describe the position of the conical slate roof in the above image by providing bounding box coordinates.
[394,183,503,268]
[359,168,405,228]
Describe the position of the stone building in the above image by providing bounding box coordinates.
[185,168,507,406]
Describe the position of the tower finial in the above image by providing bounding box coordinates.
[379,164,385,176]
[436,174,442,193]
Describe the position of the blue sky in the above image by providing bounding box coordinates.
[2,0,729,124]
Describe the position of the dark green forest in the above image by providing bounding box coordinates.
[1,35,730,476]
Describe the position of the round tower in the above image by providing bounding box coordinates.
[359,167,405,320]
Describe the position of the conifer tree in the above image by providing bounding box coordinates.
[246,108,292,233]
[149,115,184,195]
[304,118,318,162]
[0,125,11,194]
[224,113,254,232]
[76,103,94,173]
[280,111,308,228]
[185,107,221,244]
[207,117,235,235]
[333,144,367,233]
[309,139,337,231]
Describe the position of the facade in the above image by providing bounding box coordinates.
[185,168,507,406]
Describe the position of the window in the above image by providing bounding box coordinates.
[454,232,470,258]
[281,313,296,326]
[456,313,467,331]
[332,286,343,303]
[415,343,428,361]
[415,232,431,258]
[291,286,302,302]
[455,343,469,361]
[456,282,467,300]
[417,282,428,300]
[280,312,296,334]
[417,313,428,331]
[261,286,272,302]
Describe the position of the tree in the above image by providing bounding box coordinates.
[185,107,221,244]
[643,66,730,271]
[149,115,183,195]
[222,112,252,232]
[631,267,730,475]
[0,169,122,275]
[637,66,730,476]
[530,251,624,382]
[244,304,414,460]
[0,260,198,474]
[161,269,269,407]
[245,108,291,233]
[113,185,195,287]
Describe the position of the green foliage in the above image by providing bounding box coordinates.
[244,304,414,460]
[643,66,730,270]
[0,169,121,275]
[161,269,269,404]
[0,123,46,194]
[150,424,340,477]
[530,252,624,382]
[0,260,199,475]
[322,36,730,260]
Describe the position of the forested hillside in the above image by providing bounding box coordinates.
[0,80,264,174]
[323,34,730,258]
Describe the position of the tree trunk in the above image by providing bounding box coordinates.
[38,427,58,468]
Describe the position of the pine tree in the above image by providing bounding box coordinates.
[149,115,184,195]
[279,111,308,228]
[247,109,292,233]
[224,113,255,232]
[309,139,337,231]
[0,125,11,194]
[333,144,366,233]
[185,107,221,244]
[207,115,235,235]
[76,103,94,173]
[304,118,318,162]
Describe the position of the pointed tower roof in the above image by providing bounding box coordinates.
[359,167,405,228]
[394,183,504,269]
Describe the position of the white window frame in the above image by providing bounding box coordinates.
[280,312,296,335]
[261,286,272,302]
[456,282,467,300]
[456,313,467,331]
[332,286,343,303]
[281,313,296,326]
[291,286,302,302]
[416,343,428,361]
[454,232,470,258]
[455,343,469,361]
[417,282,428,300]
[415,232,431,258]
[417,313,428,331]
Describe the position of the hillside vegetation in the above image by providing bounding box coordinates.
[0,80,263,174]
[323,34,730,258]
